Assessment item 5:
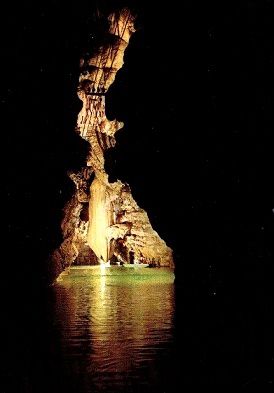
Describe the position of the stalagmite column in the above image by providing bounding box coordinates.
[88,178,112,262]
[49,8,173,279]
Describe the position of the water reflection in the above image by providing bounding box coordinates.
[53,267,175,393]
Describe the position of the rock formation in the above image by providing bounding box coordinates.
[49,8,173,280]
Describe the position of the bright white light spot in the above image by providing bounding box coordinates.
[100,263,106,275]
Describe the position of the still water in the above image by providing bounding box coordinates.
[51,267,176,393]
[5,262,269,391]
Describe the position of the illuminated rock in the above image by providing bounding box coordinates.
[50,8,173,280]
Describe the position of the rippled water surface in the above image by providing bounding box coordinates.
[51,267,175,393]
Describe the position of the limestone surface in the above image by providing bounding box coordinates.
[50,9,173,279]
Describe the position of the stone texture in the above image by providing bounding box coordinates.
[50,8,174,280]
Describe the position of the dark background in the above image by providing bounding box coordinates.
[2,0,273,390]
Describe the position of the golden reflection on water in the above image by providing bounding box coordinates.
[54,267,175,392]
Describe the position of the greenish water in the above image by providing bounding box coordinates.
[52,267,175,392]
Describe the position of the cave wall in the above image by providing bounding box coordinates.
[50,8,173,280]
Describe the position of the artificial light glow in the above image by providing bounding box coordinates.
[100,262,106,275]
